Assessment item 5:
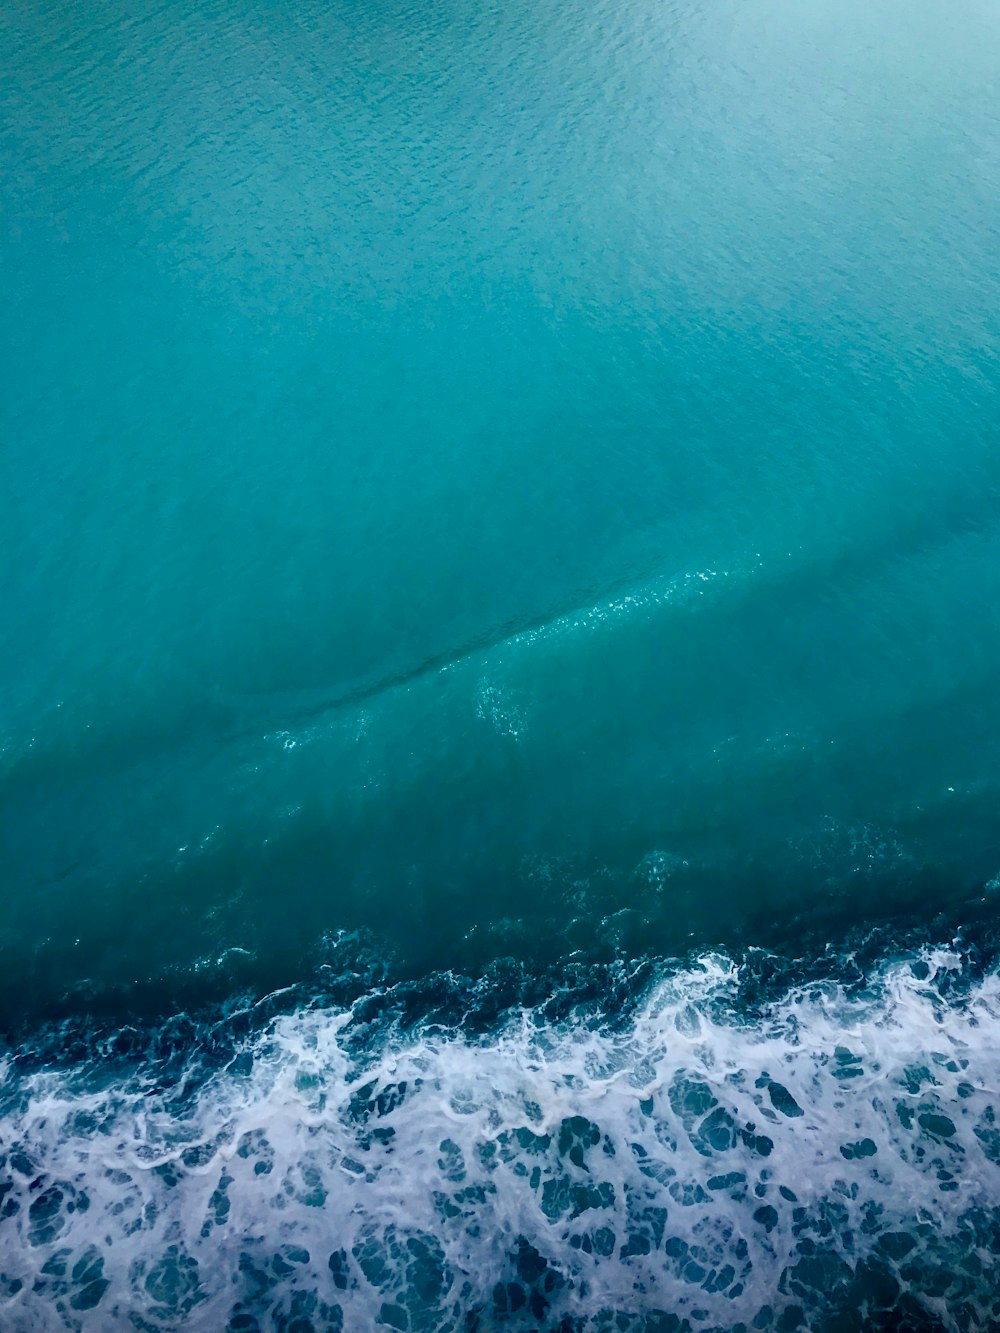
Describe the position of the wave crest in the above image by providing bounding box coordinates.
[2,948,999,1331]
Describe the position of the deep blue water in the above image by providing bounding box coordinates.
[3,0,1000,1327]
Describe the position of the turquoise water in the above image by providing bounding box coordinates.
[3,0,1000,1326]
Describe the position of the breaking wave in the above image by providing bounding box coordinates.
[2,944,1000,1331]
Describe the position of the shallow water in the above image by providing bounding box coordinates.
[3,0,1000,1326]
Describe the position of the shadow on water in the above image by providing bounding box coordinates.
[4,688,1000,1033]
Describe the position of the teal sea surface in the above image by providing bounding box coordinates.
[3,0,1000,1327]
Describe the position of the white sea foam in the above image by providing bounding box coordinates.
[2,948,1000,1331]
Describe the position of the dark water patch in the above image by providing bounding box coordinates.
[4,800,1000,1030]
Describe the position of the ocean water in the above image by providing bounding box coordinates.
[3,0,1000,1327]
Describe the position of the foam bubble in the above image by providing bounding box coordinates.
[2,947,1000,1330]
[475,682,526,740]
